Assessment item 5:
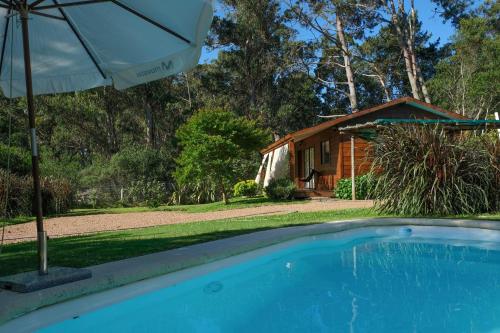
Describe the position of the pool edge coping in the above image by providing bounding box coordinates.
[1,217,499,325]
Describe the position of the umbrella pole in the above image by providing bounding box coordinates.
[20,7,48,275]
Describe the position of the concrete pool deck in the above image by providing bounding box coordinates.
[1,217,499,326]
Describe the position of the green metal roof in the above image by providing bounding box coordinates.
[373,118,500,126]
[338,118,500,137]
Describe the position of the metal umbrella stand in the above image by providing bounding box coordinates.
[19,5,48,275]
[0,0,213,292]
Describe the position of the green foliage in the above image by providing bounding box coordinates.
[430,0,473,26]
[175,108,270,203]
[208,1,325,132]
[264,178,296,200]
[39,148,81,186]
[0,143,31,175]
[429,7,499,119]
[128,179,166,208]
[233,180,260,197]
[0,1,497,215]
[80,145,173,187]
[76,145,174,207]
[334,175,372,200]
[369,125,499,216]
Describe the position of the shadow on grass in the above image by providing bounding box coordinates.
[0,223,318,277]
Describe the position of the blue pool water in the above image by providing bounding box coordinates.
[28,228,500,332]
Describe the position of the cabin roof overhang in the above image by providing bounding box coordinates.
[260,97,469,154]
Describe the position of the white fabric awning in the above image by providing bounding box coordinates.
[259,144,290,187]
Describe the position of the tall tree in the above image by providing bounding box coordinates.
[207,0,323,137]
[290,0,379,112]
[429,4,499,119]
[210,0,288,120]
[382,0,431,102]
[175,108,269,204]
[430,0,474,26]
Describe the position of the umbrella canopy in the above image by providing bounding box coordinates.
[0,0,213,277]
[0,0,213,97]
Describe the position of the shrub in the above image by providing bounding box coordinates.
[0,144,31,175]
[41,177,73,214]
[0,169,73,217]
[128,179,166,208]
[334,174,373,200]
[0,169,31,217]
[233,180,260,197]
[370,125,499,216]
[170,180,218,205]
[264,178,296,200]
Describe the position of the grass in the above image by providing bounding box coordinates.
[0,208,378,276]
[0,196,302,226]
[1,206,498,277]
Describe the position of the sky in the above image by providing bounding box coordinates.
[200,0,455,64]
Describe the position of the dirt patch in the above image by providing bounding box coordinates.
[2,200,373,244]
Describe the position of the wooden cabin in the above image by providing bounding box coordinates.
[257,97,467,197]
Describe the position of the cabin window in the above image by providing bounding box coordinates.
[320,140,331,165]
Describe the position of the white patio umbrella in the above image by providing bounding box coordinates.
[0,0,213,276]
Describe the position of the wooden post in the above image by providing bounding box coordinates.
[351,135,356,200]
[288,141,296,186]
[495,112,500,140]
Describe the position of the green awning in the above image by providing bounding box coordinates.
[339,118,500,134]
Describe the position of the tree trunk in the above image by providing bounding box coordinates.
[410,50,431,103]
[184,73,192,109]
[221,187,229,205]
[407,2,431,103]
[144,99,156,148]
[378,75,391,101]
[402,44,421,100]
[373,64,391,101]
[336,13,358,112]
[387,0,421,100]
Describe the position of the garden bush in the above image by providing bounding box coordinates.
[0,169,31,217]
[369,125,499,216]
[128,179,167,208]
[334,174,373,200]
[0,143,31,175]
[41,177,73,214]
[170,180,218,205]
[264,178,296,200]
[233,180,260,197]
[0,169,73,217]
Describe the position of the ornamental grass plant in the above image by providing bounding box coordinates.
[369,125,499,216]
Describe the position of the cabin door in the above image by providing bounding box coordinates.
[304,147,315,189]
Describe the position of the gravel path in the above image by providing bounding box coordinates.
[2,200,373,244]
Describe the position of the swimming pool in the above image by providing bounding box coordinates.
[3,226,500,333]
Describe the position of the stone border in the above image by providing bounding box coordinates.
[0,217,499,325]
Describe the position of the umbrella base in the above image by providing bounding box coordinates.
[0,267,92,293]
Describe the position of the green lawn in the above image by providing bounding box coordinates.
[0,208,377,276]
[1,208,499,277]
[0,196,302,227]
